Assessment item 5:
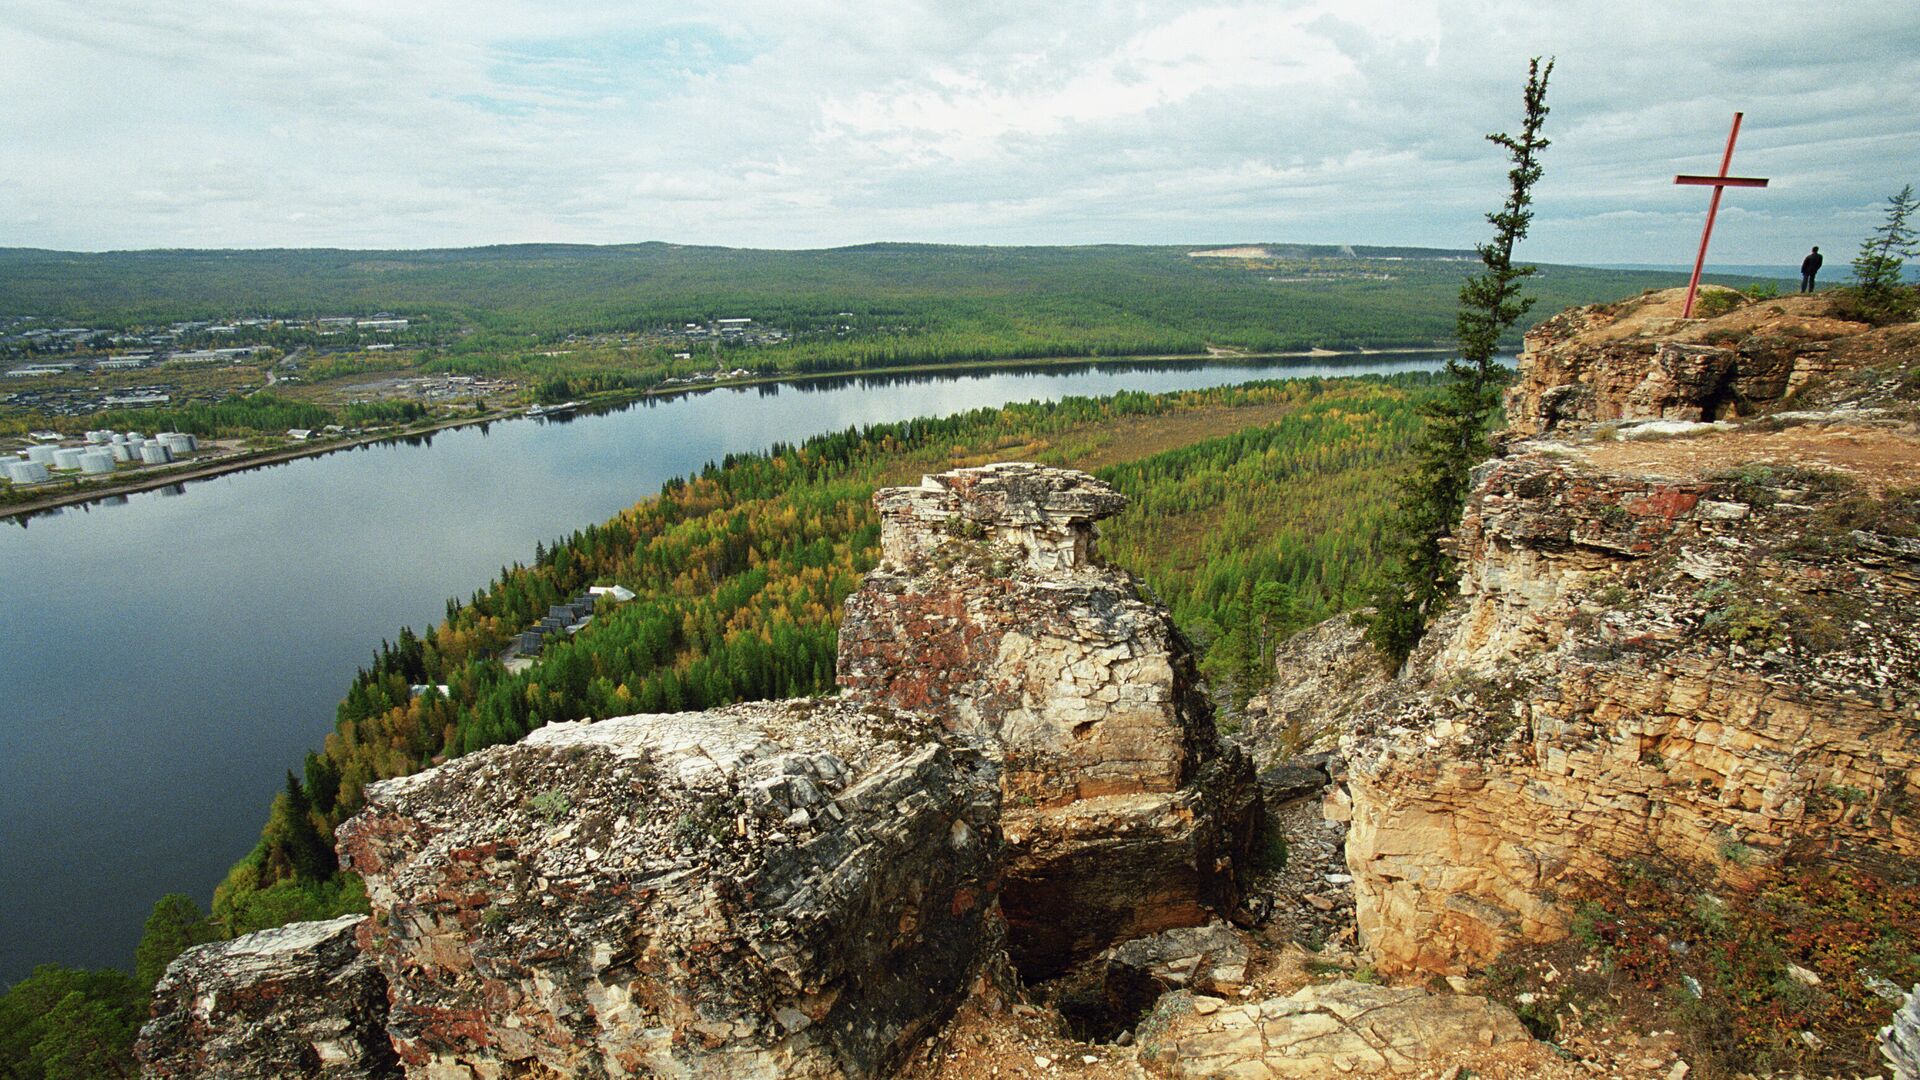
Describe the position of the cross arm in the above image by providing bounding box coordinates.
[1675,175,1769,187]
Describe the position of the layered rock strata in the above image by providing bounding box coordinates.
[1505,287,1865,437]
[1324,292,1920,976]
[136,915,397,1079]
[838,463,1258,977]
[336,700,1001,1079]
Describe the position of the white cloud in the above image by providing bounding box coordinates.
[0,0,1915,262]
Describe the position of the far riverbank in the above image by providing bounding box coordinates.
[3,345,1452,523]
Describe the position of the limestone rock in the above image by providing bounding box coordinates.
[1886,984,1920,1080]
[1105,921,1248,1005]
[838,463,1258,978]
[1244,613,1387,768]
[1505,288,1867,437]
[1149,980,1531,1078]
[1332,305,1920,977]
[337,699,1002,1079]
[136,915,397,1079]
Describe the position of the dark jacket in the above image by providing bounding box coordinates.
[1802,251,1824,274]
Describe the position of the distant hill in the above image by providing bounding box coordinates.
[0,242,1757,360]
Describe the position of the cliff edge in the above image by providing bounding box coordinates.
[1315,286,1920,981]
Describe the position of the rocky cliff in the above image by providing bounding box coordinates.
[1319,288,1920,977]
[140,464,1258,1079]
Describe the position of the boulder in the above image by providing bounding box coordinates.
[136,914,397,1079]
[336,699,1001,1079]
[837,463,1258,978]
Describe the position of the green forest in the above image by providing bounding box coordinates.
[209,374,1433,927]
[1,243,1691,379]
[0,371,1447,1080]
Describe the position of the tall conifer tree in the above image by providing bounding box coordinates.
[1367,58,1553,668]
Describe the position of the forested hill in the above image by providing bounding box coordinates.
[0,242,1700,357]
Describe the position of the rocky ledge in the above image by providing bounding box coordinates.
[135,915,395,1079]
[1313,288,1920,976]
[336,699,1002,1079]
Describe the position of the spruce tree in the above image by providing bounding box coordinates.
[1366,58,1553,669]
[1849,184,1918,321]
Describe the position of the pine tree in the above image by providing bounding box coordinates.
[1366,57,1553,669]
[1849,184,1918,321]
[135,894,218,989]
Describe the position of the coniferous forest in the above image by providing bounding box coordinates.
[0,371,1436,1076]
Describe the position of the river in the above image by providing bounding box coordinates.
[0,353,1448,981]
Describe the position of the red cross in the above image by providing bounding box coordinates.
[1674,112,1769,318]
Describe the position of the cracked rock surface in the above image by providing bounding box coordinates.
[1146,980,1529,1079]
[338,699,1002,1080]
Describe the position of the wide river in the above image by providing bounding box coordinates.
[0,354,1449,981]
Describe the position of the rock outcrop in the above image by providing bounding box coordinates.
[838,463,1258,977]
[336,700,1001,1079]
[1504,287,1866,437]
[1144,980,1532,1079]
[136,915,397,1079]
[1887,985,1920,1080]
[149,463,1261,1079]
[1321,290,1920,976]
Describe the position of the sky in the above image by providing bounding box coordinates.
[3,1,1917,264]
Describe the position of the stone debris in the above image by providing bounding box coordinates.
[1145,980,1530,1079]
[1083,921,1252,1038]
[136,915,397,1079]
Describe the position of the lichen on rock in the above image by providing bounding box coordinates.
[136,914,397,1079]
[337,699,1003,1079]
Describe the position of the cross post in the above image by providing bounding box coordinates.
[1674,112,1770,318]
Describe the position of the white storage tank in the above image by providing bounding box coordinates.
[111,442,136,462]
[79,450,115,474]
[24,445,58,465]
[6,460,51,483]
[140,443,173,465]
[86,430,111,444]
[52,447,87,470]
[111,433,128,444]
[158,433,195,455]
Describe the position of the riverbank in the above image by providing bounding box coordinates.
[2,344,1452,522]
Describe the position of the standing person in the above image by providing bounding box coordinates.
[1800,245,1823,292]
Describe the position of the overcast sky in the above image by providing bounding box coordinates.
[3,1,1916,264]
